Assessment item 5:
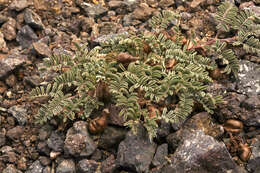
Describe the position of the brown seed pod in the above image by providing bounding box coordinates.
[143,43,151,54]
[88,108,109,134]
[147,105,161,119]
[239,143,251,162]
[209,68,222,80]
[165,58,177,69]
[116,52,139,64]
[224,119,243,133]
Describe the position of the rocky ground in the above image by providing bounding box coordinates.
[0,0,260,173]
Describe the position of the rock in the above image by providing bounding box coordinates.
[47,131,64,152]
[247,138,260,172]
[3,165,22,173]
[0,146,18,163]
[108,1,124,9]
[33,41,51,57]
[24,9,44,30]
[64,121,96,157]
[16,25,38,48]
[17,157,27,171]
[6,126,24,141]
[0,81,7,94]
[43,166,51,173]
[101,155,116,173]
[132,3,155,21]
[0,31,8,52]
[9,0,29,11]
[162,130,243,173]
[5,74,17,87]
[98,126,127,150]
[56,160,76,173]
[236,60,260,96]
[8,105,28,125]
[37,141,51,156]
[38,125,53,141]
[99,22,120,35]
[80,17,95,33]
[0,50,27,78]
[156,120,171,139]
[152,143,168,167]
[190,0,206,8]
[39,156,51,166]
[77,159,99,173]
[1,18,17,41]
[158,0,175,8]
[241,96,260,110]
[25,160,44,173]
[0,129,6,147]
[116,124,157,173]
[78,3,108,18]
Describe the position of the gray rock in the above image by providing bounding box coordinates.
[241,96,260,110]
[6,126,24,141]
[56,159,76,173]
[162,130,243,173]
[123,0,140,12]
[0,49,27,78]
[78,2,108,18]
[116,124,157,173]
[16,25,38,49]
[37,141,50,156]
[9,0,29,11]
[24,9,44,30]
[247,138,260,173]
[25,160,44,173]
[64,121,96,157]
[3,165,22,173]
[152,143,168,167]
[0,14,8,24]
[47,132,64,152]
[8,105,28,125]
[101,155,116,173]
[42,166,51,173]
[77,159,99,173]
[1,18,16,41]
[236,60,260,96]
[98,126,127,150]
[132,3,155,21]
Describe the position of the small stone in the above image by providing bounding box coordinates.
[101,155,116,173]
[1,18,16,41]
[77,159,99,173]
[17,157,27,170]
[39,156,51,166]
[25,160,44,173]
[5,74,17,87]
[0,129,6,147]
[132,3,155,21]
[16,25,38,48]
[33,41,51,57]
[241,96,260,110]
[78,3,108,18]
[6,126,24,141]
[56,160,76,173]
[3,164,22,173]
[152,143,168,167]
[0,81,7,94]
[24,8,44,30]
[8,105,28,125]
[50,151,61,160]
[190,0,206,8]
[158,0,175,8]
[0,31,8,52]
[47,132,64,152]
[0,51,27,78]
[9,0,29,11]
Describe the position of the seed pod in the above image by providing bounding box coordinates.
[88,108,109,134]
[209,68,222,80]
[239,143,251,162]
[224,119,243,133]
[165,58,177,69]
[117,52,139,64]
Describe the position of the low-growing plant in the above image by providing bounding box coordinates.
[30,2,259,140]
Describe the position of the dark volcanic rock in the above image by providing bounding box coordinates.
[162,130,244,173]
[25,160,44,173]
[24,9,44,30]
[64,121,96,157]
[77,2,108,18]
[247,138,260,173]
[116,124,157,173]
[47,131,64,152]
[236,60,260,96]
[98,126,127,150]
[56,159,76,173]
[77,159,99,173]
[16,25,38,48]
[152,143,168,167]
[8,105,28,125]
[101,155,116,173]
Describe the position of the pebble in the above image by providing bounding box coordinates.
[24,8,44,30]
[1,18,17,41]
[9,0,29,11]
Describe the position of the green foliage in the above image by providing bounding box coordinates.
[30,10,223,140]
